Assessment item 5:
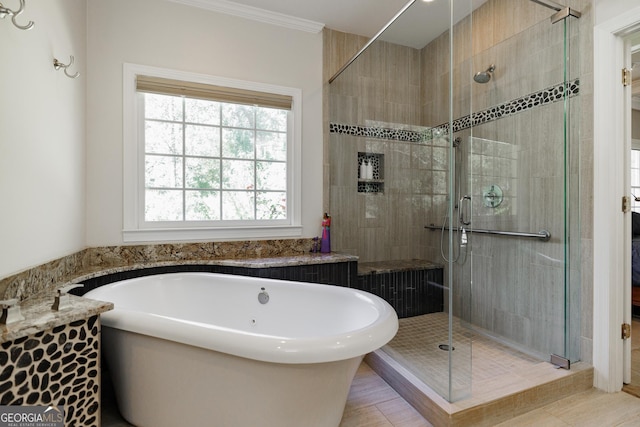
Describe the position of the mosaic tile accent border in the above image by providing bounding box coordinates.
[330,79,580,142]
[329,123,430,142]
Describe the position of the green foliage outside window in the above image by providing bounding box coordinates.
[143,93,288,222]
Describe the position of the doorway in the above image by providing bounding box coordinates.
[623,30,640,397]
[594,2,640,393]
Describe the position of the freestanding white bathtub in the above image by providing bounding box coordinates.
[84,272,398,427]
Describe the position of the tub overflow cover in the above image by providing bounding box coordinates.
[258,287,269,304]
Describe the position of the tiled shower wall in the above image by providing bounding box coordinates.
[326,36,435,262]
[324,0,593,362]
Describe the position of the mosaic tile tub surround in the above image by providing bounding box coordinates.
[0,316,102,426]
[76,258,358,296]
[0,287,111,426]
[357,260,444,318]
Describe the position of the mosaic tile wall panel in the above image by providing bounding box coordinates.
[75,263,444,319]
[0,316,101,426]
[75,262,358,295]
[330,79,580,143]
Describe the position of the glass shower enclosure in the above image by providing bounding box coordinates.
[326,0,581,402]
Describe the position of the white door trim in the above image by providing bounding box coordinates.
[593,3,640,393]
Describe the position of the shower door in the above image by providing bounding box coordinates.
[325,0,582,406]
[453,0,582,390]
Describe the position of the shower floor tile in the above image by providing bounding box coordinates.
[380,312,585,410]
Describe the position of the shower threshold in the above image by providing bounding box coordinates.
[366,312,593,426]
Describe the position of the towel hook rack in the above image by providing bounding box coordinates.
[0,0,34,30]
[53,55,80,79]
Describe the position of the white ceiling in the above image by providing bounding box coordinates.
[166,0,640,108]
[167,0,487,49]
[221,0,409,39]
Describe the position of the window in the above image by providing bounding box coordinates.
[123,64,302,242]
[142,92,288,222]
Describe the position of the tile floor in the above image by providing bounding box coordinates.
[340,363,640,427]
[102,361,640,427]
[381,311,573,404]
[102,318,640,426]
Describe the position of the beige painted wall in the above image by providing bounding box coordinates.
[86,0,324,246]
[0,0,87,278]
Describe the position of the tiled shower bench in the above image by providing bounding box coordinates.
[356,260,444,318]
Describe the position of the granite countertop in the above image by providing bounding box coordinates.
[64,252,359,284]
[0,291,113,344]
[211,252,358,268]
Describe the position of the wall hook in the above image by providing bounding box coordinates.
[53,55,80,79]
[0,0,34,30]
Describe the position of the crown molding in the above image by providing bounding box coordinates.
[165,0,325,33]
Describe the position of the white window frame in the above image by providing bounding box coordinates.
[122,63,302,242]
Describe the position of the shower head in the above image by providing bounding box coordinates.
[474,65,495,84]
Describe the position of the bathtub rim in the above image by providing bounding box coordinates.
[85,272,398,364]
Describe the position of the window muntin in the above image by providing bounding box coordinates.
[122,64,302,242]
[142,92,289,224]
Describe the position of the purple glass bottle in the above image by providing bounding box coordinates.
[320,213,331,253]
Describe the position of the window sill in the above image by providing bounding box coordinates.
[123,225,303,243]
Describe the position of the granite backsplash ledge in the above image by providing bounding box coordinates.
[1,238,316,301]
[0,250,90,302]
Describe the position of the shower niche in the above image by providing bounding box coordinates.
[357,152,384,193]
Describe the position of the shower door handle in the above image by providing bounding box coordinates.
[459,195,471,226]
